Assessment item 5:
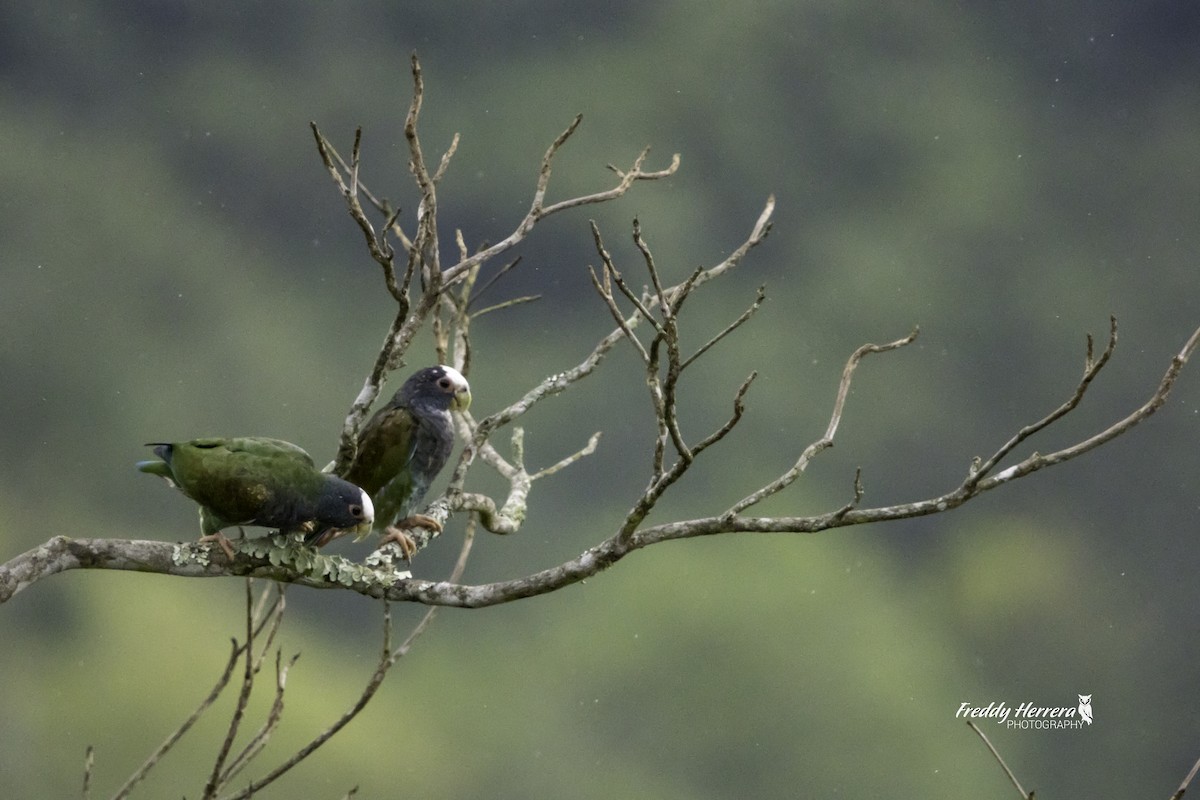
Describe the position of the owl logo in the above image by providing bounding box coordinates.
[1077,694,1093,725]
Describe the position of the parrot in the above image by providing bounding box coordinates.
[137,436,374,559]
[307,365,471,556]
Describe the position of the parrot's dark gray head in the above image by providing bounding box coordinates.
[397,365,472,413]
[316,476,375,535]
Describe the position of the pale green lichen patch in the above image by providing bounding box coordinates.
[171,542,212,567]
[362,547,413,583]
[240,535,411,586]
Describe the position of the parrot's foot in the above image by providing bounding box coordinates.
[379,515,442,560]
[197,532,236,561]
[403,514,443,533]
[378,527,417,560]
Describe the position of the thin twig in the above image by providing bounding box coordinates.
[465,257,523,311]
[627,222,691,466]
[220,650,301,785]
[432,132,461,184]
[470,295,542,318]
[967,721,1033,799]
[309,123,402,301]
[531,432,602,480]
[111,588,284,799]
[440,126,679,289]
[691,372,757,458]
[965,315,1117,489]
[404,52,433,203]
[728,327,920,515]
[82,745,93,800]
[110,640,242,800]
[202,580,260,799]
[588,263,651,365]
[1170,749,1200,800]
[325,143,414,252]
[681,285,767,370]
[222,522,477,800]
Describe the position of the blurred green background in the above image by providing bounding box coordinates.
[3,1,1199,797]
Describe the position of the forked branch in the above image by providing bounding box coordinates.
[969,714,1200,800]
[2,61,1197,631]
[2,53,1190,800]
[310,54,676,477]
[6,313,1193,610]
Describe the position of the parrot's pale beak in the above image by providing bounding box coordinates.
[356,490,375,531]
[346,489,375,541]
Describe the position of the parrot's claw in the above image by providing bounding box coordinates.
[197,532,236,562]
[379,515,442,561]
[378,527,417,560]
[403,514,443,533]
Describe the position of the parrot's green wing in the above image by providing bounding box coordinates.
[138,437,372,540]
[207,437,316,467]
[166,438,322,533]
[341,405,419,537]
[343,410,416,498]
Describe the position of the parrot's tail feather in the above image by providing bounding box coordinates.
[135,459,171,477]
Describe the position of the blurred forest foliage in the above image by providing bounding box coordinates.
[2,2,1198,797]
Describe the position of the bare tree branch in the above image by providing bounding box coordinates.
[220,520,476,800]
[532,431,602,480]
[12,55,1192,800]
[964,316,1117,491]
[82,746,94,800]
[6,321,1194,609]
[974,693,1200,800]
[437,123,681,290]
[2,68,1195,604]
[202,581,263,798]
[681,285,766,370]
[310,54,677,480]
[728,327,920,515]
[311,125,404,301]
[1170,749,1200,800]
[967,721,1034,799]
[219,649,299,787]
[100,583,285,800]
[111,638,240,797]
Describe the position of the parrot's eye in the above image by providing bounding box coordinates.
[350,504,365,518]
[438,377,452,390]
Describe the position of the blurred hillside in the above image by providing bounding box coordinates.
[2,2,1198,797]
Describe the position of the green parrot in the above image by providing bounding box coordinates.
[307,365,471,555]
[137,437,374,559]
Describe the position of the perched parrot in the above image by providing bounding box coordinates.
[307,365,471,556]
[137,437,374,559]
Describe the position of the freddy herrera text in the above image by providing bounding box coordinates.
[956,701,1084,728]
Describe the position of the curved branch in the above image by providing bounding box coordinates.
[439,131,679,289]
[313,54,680,476]
[728,326,920,515]
[111,639,241,800]
[221,520,476,800]
[5,324,1194,608]
[967,720,1034,800]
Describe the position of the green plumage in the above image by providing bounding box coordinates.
[138,437,374,543]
